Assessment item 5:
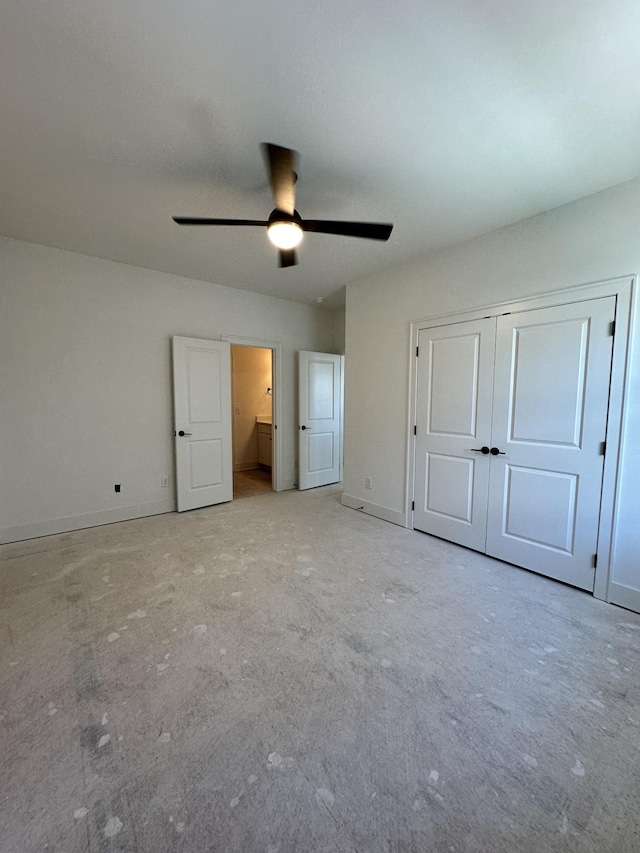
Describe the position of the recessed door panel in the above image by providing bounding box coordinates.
[429,334,481,436]
[308,432,334,473]
[425,454,474,523]
[188,348,222,424]
[189,439,223,489]
[308,362,335,421]
[508,319,588,447]
[502,465,577,553]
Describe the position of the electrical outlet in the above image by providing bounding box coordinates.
[114,484,121,493]
[161,476,170,488]
[365,477,373,490]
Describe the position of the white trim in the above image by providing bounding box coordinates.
[221,334,283,492]
[407,275,635,605]
[405,326,419,531]
[593,281,634,601]
[341,493,407,527]
[410,274,634,330]
[339,355,345,483]
[609,583,640,615]
[0,500,175,544]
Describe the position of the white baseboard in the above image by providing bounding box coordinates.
[341,493,407,528]
[0,500,175,544]
[608,582,640,615]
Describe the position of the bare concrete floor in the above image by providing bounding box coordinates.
[1,486,639,853]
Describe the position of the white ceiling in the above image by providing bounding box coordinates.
[2,1,640,307]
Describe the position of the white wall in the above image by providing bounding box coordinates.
[231,346,272,470]
[333,306,346,355]
[343,177,640,603]
[0,237,334,541]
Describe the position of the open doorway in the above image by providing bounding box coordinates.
[230,345,274,498]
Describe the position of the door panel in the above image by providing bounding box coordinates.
[298,351,342,490]
[308,361,336,419]
[501,465,577,552]
[188,349,222,423]
[414,319,496,551]
[429,333,484,435]
[507,319,588,446]
[308,432,334,473]
[173,336,233,512]
[189,439,223,489]
[425,454,475,523]
[486,298,615,589]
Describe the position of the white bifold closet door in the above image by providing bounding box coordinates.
[414,297,615,591]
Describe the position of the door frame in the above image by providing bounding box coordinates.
[221,334,283,492]
[406,275,635,604]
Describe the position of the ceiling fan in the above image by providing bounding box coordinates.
[172,143,393,268]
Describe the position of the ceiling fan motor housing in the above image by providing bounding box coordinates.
[267,208,303,228]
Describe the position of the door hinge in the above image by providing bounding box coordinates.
[416,346,419,357]
[600,440,606,456]
[411,500,415,511]
[593,554,598,569]
[609,320,615,337]
[414,425,417,435]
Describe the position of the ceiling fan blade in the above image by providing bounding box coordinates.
[278,248,298,268]
[302,220,393,241]
[173,217,267,226]
[262,143,297,215]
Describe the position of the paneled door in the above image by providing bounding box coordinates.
[173,336,233,512]
[413,296,615,591]
[414,318,496,551]
[486,298,615,590]
[298,351,342,490]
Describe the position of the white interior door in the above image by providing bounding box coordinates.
[486,297,615,590]
[298,351,342,490]
[173,336,233,512]
[413,318,496,551]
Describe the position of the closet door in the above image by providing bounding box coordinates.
[486,297,615,590]
[414,319,496,551]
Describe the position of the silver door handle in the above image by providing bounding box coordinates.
[178,430,192,437]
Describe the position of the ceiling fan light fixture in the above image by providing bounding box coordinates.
[173,145,393,269]
[267,218,303,250]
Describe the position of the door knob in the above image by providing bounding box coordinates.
[471,446,490,454]
[178,430,192,437]
[490,446,505,455]
[300,425,307,430]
